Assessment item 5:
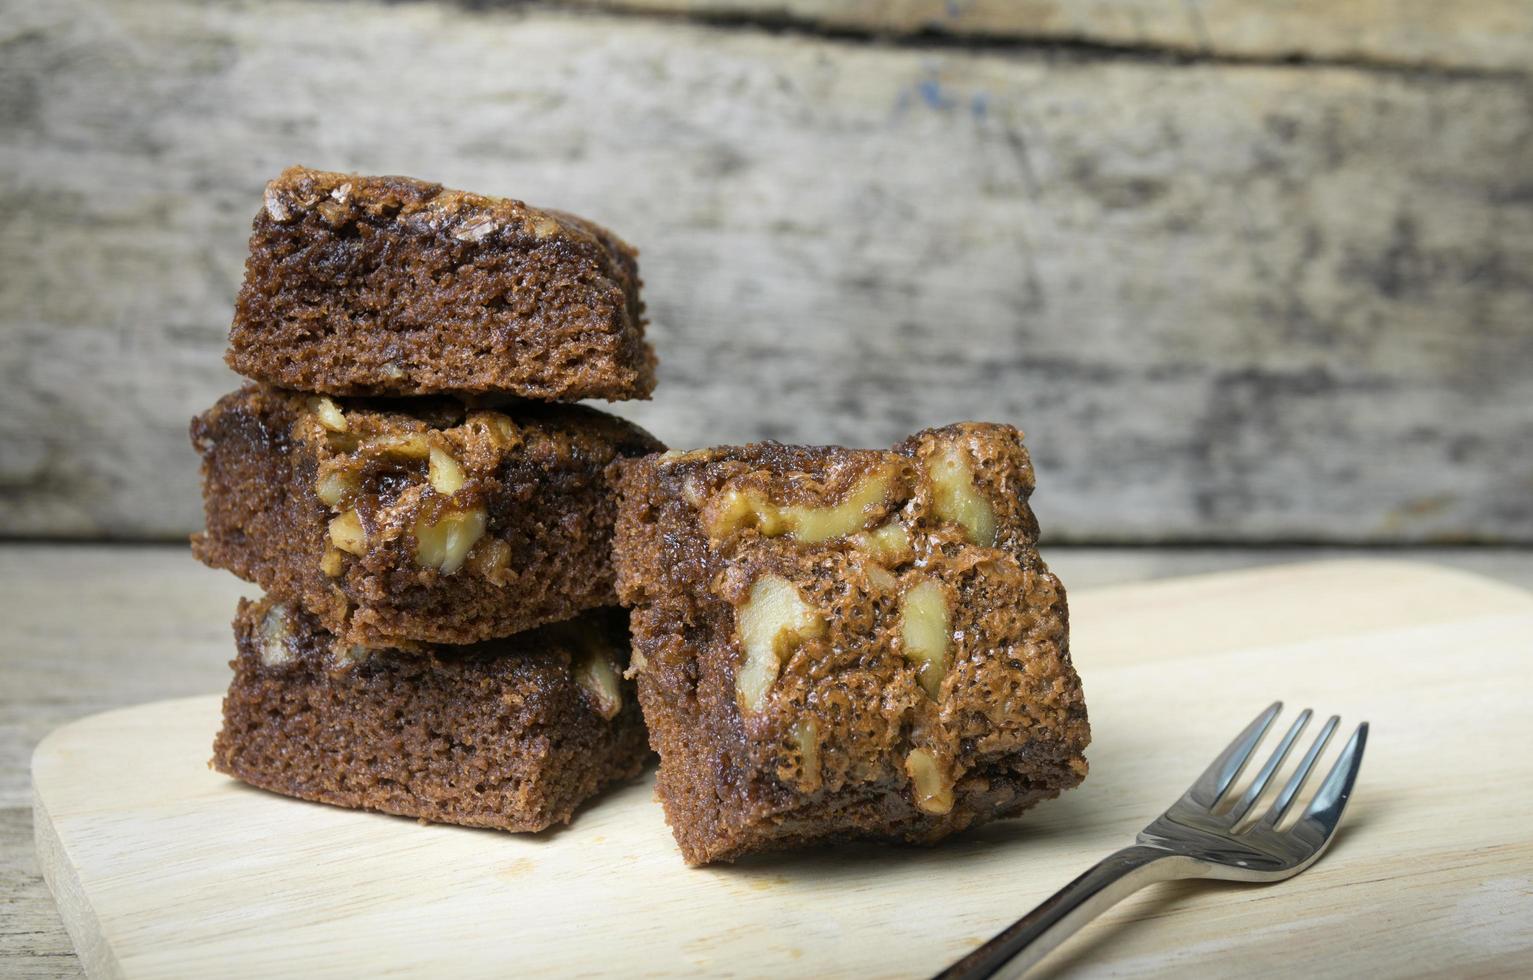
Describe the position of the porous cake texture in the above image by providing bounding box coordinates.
[214,598,650,832]
[228,166,656,400]
[611,424,1090,864]
[192,384,661,649]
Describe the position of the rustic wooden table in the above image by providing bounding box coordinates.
[3,543,1529,977]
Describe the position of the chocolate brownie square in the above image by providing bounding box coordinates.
[227,166,656,400]
[611,424,1089,864]
[213,598,649,832]
[191,384,661,649]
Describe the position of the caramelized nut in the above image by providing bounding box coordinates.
[735,574,826,713]
[928,443,996,547]
[319,546,345,578]
[314,466,359,508]
[864,563,898,592]
[309,396,349,433]
[793,719,822,792]
[707,468,892,544]
[850,521,912,564]
[680,475,707,508]
[428,445,466,495]
[330,642,373,668]
[574,649,624,721]
[452,217,498,242]
[467,537,514,586]
[315,199,348,228]
[328,509,368,555]
[905,748,955,815]
[263,186,291,222]
[529,214,561,239]
[413,506,487,574]
[705,488,763,536]
[900,579,951,700]
[361,432,430,459]
[469,411,521,450]
[258,603,292,667]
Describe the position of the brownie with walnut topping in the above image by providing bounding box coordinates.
[191,384,661,650]
[214,597,650,832]
[609,424,1089,865]
[227,166,656,401]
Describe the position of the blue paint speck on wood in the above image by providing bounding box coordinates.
[919,78,955,110]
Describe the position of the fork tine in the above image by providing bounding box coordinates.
[1260,714,1339,828]
[1226,708,1311,822]
[1188,701,1282,807]
[1297,722,1369,832]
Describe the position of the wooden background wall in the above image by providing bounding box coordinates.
[2,0,1530,543]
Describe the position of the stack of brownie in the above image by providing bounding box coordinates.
[193,165,1093,864]
[191,167,662,831]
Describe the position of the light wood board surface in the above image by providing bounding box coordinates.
[30,560,1533,977]
[6,545,1529,980]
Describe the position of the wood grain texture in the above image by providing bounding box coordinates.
[2,1,1532,542]
[578,0,1533,74]
[3,544,1531,978]
[29,560,1533,977]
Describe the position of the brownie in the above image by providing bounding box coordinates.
[227,166,656,401]
[610,424,1089,864]
[213,597,650,832]
[191,384,662,649]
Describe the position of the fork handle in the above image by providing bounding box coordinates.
[934,845,1206,979]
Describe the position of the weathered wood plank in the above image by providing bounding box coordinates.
[1,1,1531,541]
[576,0,1533,74]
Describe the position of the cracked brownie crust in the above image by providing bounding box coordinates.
[192,384,662,649]
[228,166,656,400]
[611,424,1089,864]
[214,598,650,832]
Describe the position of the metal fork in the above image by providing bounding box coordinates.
[936,703,1369,979]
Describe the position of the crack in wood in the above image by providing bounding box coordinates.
[505,1,1533,80]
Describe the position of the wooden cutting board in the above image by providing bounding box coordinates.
[33,561,1533,978]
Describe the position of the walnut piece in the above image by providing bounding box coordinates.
[428,445,466,495]
[319,547,345,578]
[308,397,348,433]
[329,642,374,668]
[469,410,522,450]
[361,432,430,459]
[900,579,951,700]
[735,574,825,713]
[905,748,955,815]
[793,719,822,793]
[706,468,892,544]
[863,562,898,593]
[928,443,996,547]
[413,506,487,574]
[466,536,514,586]
[328,509,368,555]
[850,521,912,564]
[258,604,293,667]
[574,648,624,721]
[529,214,561,239]
[314,466,359,508]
